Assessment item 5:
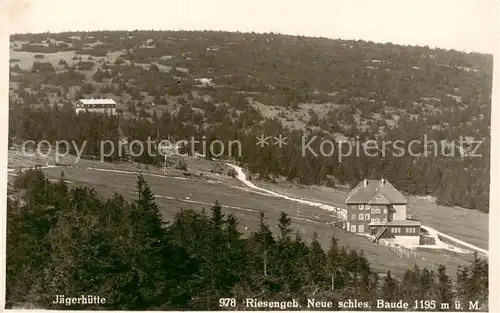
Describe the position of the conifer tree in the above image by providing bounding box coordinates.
[277,212,292,241]
[251,211,275,277]
[381,271,399,302]
[435,265,453,305]
[309,232,327,286]
[326,236,340,290]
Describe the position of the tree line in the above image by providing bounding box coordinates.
[6,168,488,310]
[9,104,490,212]
[9,30,491,213]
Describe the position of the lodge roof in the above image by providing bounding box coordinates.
[77,98,116,105]
[374,226,389,240]
[345,179,407,204]
[369,220,421,226]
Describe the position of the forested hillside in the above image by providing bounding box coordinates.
[6,168,488,310]
[9,30,492,212]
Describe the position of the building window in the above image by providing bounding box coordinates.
[371,218,375,223]
[359,213,364,220]
[359,204,364,210]
[384,208,387,214]
[375,218,380,223]
[371,208,375,214]
[376,208,381,214]
[397,227,401,234]
[365,205,370,211]
[350,225,356,232]
[358,225,364,233]
[365,213,370,220]
[383,218,387,223]
[351,214,356,220]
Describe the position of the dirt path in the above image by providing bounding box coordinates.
[9,162,487,256]
[226,163,347,219]
[226,163,488,256]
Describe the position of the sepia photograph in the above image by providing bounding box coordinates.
[0,0,497,311]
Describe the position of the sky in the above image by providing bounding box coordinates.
[3,0,500,54]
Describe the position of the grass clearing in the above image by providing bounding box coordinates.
[255,177,488,250]
[8,150,482,274]
[30,163,474,276]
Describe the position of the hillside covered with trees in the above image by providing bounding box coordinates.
[6,168,488,310]
[8,30,492,212]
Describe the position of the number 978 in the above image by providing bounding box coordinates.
[219,298,236,307]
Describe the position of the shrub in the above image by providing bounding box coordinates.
[228,168,238,178]
[175,157,188,171]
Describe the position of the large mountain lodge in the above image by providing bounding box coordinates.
[75,98,117,115]
[345,178,421,246]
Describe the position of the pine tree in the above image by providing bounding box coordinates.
[419,268,435,300]
[309,232,327,285]
[401,265,421,302]
[224,214,248,284]
[251,211,275,277]
[326,236,340,290]
[277,212,292,241]
[435,265,453,306]
[381,271,399,302]
[210,200,225,231]
[135,175,164,239]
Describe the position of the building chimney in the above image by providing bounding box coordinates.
[381,178,385,186]
[363,179,367,187]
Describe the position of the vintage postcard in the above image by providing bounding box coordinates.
[0,0,498,311]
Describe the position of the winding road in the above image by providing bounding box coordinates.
[226,163,488,256]
[226,164,347,219]
[8,162,487,256]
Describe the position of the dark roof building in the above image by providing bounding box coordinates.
[344,178,421,245]
[346,178,407,204]
[75,98,117,114]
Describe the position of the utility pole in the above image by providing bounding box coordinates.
[163,153,167,175]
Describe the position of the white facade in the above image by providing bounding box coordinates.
[75,98,117,115]
[394,235,420,247]
[392,204,407,220]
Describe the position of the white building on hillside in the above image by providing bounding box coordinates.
[75,98,117,115]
